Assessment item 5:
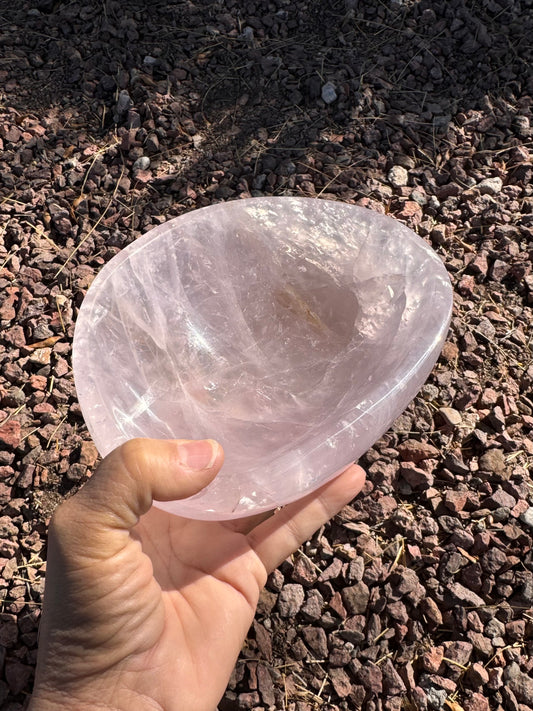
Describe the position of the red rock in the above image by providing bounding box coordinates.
[470,251,489,277]
[511,499,529,518]
[487,667,504,690]
[443,640,473,668]
[381,658,406,695]
[466,692,490,711]
[29,374,48,391]
[253,621,272,662]
[490,259,509,281]
[256,664,275,706]
[421,646,444,672]
[445,490,468,512]
[400,461,434,489]
[28,347,51,366]
[319,558,344,582]
[329,645,351,667]
[237,691,260,708]
[398,439,440,463]
[355,664,382,694]
[506,620,526,640]
[301,626,328,658]
[425,674,457,694]
[484,487,516,510]
[387,600,409,624]
[411,687,428,710]
[457,274,476,296]
[480,547,507,574]
[300,590,323,621]
[440,341,459,362]
[437,407,462,427]
[328,591,347,619]
[2,325,25,348]
[329,667,352,697]
[397,200,423,225]
[0,287,18,321]
[390,567,425,604]
[419,597,443,627]
[0,421,21,449]
[79,440,99,468]
[350,685,367,707]
[33,402,55,415]
[467,662,490,687]
[134,168,152,184]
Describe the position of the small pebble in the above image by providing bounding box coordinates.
[321,81,338,104]
[388,165,409,187]
[133,156,150,172]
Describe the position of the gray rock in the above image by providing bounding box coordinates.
[426,686,448,710]
[301,626,328,658]
[411,188,428,206]
[355,664,383,694]
[478,449,507,476]
[348,556,365,583]
[484,617,505,639]
[437,407,462,427]
[484,487,516,510]
[478,176,503,195]
[133,156,151,172]
[341,581,370,614]
[300,590,324,622]
[277,583,305,617]
[321,81,338,104]
[503,662,533,704]
[381,658,406,695]
[447,582,485,607]
[514,115,531,138]
[241,26,254,46]
[388,165,409,188]
[519,507,533,529]
[481,548,507,574]
[114,89,133,121]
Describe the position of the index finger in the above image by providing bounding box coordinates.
[247,464,366,573]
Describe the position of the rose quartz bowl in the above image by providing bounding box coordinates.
[73,197,452,520]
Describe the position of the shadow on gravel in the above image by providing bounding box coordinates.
[5,0,533,160]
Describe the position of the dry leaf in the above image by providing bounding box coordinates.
[27,336,62,349]
[445,699,465,711]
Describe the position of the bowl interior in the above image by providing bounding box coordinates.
[73,198,452,518]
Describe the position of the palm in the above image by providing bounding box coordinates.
[121,509,267,710]
[31,439,365,711]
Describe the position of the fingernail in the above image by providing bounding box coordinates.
[178,439,218,471]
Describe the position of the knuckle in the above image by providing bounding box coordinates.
[118,438,148,471]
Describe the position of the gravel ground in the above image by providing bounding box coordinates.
[1,0,533,709]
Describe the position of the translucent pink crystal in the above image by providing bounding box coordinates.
[73,198,452,520]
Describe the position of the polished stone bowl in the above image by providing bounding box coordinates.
[73,197,452,519]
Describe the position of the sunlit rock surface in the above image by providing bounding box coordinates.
[73,197,453,519]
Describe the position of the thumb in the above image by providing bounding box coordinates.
[56,437,223,535]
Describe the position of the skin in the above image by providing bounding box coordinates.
[29,438,366,711]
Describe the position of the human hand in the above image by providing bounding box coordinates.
[29,438,366,711]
